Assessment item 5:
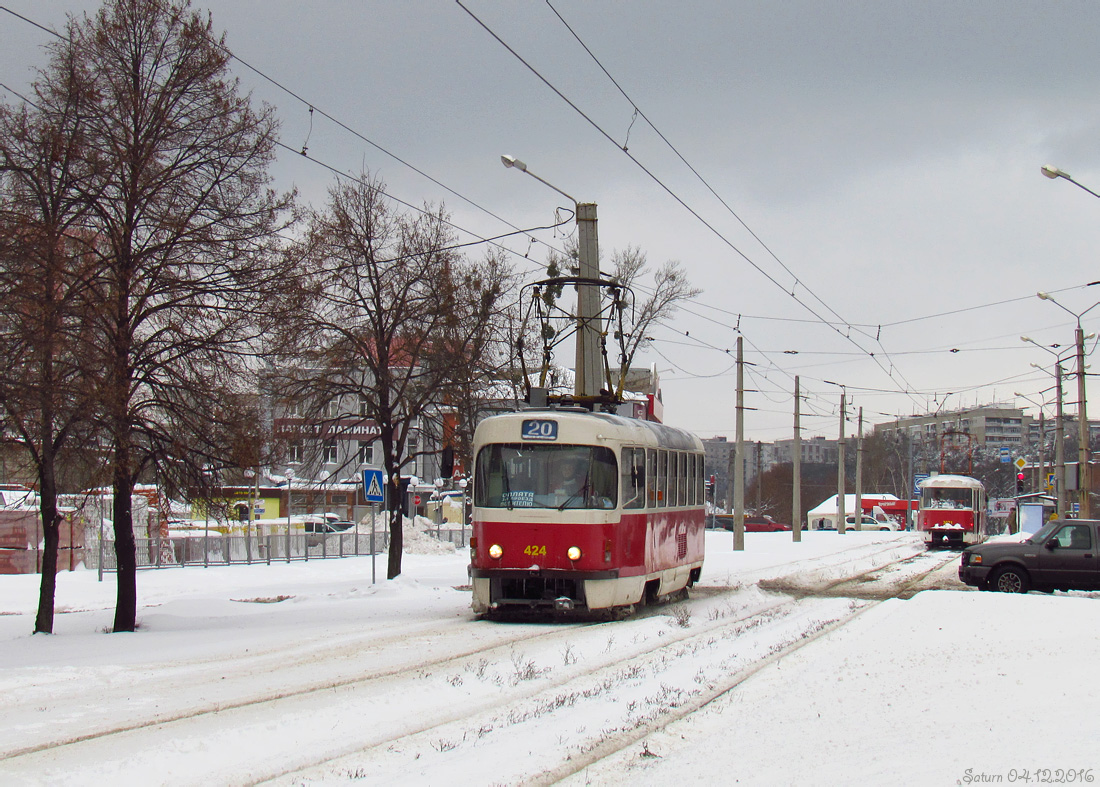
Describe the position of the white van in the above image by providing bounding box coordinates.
[810,505,898,531]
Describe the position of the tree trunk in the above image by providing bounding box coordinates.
[112,452,137,632]
[386,475,403,579]
[34,464,59,634]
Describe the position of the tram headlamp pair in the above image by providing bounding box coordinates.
[485,543,579,560]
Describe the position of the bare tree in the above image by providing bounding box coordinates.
[439,247,525,479]
[281,173,510,579]
[534,242,699,399]
[608,246,700,395]
[0,82,100,633]
[34,0,294,631]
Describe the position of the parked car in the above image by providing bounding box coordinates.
[845,514,901,531]
[302,514,356,534]
[810,514,892,531]
[959,519,1100,593]
[710,514,791,532]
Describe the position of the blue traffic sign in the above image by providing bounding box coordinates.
[913,473,930,497]
[362,469,385,503]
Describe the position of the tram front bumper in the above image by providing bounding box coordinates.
[470,567,621,612]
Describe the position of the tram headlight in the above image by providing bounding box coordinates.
[488,543,503,559]
[567,546,582,561]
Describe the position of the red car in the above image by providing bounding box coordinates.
[711,514,791,532]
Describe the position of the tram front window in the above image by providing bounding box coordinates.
[475,444,618,510]
[922,488,973,509]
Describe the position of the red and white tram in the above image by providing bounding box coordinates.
[469,409,705,616]
[917,474,988,549]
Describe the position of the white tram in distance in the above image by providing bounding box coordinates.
[469,409,706,616]
[917,474,988,549]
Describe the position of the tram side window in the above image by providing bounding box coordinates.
[642,449,651,504]
[666,450,674,507]
[673,453,682,508]
[666,451,677,507]
[689,453,699,505]
[657,450,668,507]
[622,447,645,510]
[685,453,694,505]
[695,453,704,504]
[668,451,679,507]
[664,451,675,507]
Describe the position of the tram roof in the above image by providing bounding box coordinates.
[474,409,702,451]
[917,474,984,489]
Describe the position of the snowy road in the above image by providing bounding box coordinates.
[0,530,988,785]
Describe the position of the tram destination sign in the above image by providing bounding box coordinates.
[521,419,558,441]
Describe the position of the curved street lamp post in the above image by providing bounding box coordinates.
[1034,292,1098,519]
[1039,166,1100,517]
[1022,338,1075,518]
[501,155,602,399]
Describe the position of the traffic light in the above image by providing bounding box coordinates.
[1016,472,1025,495]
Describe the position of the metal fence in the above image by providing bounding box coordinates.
[88,522,471,572]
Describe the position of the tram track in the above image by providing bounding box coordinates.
[1,537,958,785]
[0,614,598,762]
[543,545,966,785]
[266,590,850,785]
[2,586,822,784]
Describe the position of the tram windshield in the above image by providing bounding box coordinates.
[921,487,975,510]
[474,444,618,510]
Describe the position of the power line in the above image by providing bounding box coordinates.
[455,0,923,407]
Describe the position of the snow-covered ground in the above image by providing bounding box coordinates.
[1,524,1098,785]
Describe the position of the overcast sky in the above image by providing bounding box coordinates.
[4,1,1100,442]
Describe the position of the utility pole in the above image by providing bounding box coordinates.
[1055,362,1066,519]
[905,427,914,530]
[1038,408,1046,498]
[837,392,847,535]
[574,203,602,399]
[855,407,864,530]
[793,377,802,542]
[1075,326,1090,518]
[734,335,745,551]
[499,156,602,401]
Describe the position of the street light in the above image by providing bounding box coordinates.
[1033,292,1099,518]
[1014,391,1053,497]
[501,154,602,399]
[1023,337,1073,518]
[1040,165,1100,200]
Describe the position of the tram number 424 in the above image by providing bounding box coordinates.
[523,545,547,557]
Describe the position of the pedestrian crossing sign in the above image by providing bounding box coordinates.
[362,469,385,503]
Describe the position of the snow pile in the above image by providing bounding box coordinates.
[364,514,457,555]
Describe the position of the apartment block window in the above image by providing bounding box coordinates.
[323,438,338,464]
[358,440,375,466]
[287,441,303,463]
